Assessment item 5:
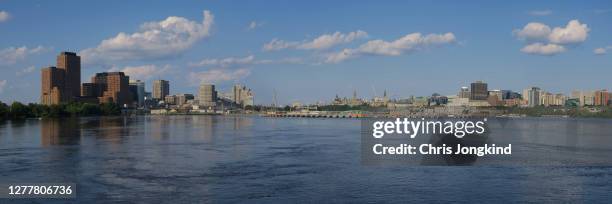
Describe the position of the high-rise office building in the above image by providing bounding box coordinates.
[175,94,194,106]
[501,90,520,100]
[153,80,169,101]
[232,84,254,107]
[164,95,177,105]
[81,83,97,97]
[527,87,541,107]
[56,52,81,101]
[594,90,609,106]
[129,80,145,107]
[488,90,503,101]
[91,72,132,106]
[470,81,488,101]
[199,84,217,107]
[40,52,84,105]
[41,66,65,105]
[458,87,470,98]
[576,91,595,106]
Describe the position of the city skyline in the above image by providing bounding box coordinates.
[1,1,612,104]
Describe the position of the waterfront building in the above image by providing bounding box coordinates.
[174,94,194,106]
[164,95,176,105]
[199,84,217,107]
[144,92,154,108]
[503,98,523,107]
[576,91,595,106]
[56,52,81,101]
[91,72,132,107]
[40,52,83,105]
[501,90,520,100]
[387,98,414,109]
[488,90,503,101]
[458,87,470,98]
[527,87,541,107]
[153,80,170,101]
[371,90,390,107]
[540,92,567,107]
[40,66,65,105]
[555,94,568,106]
[232,84,254,107]
[594,90,609,106]
[565,98,580,107]
[412,96,429,107]
[429,93,448,105]
[129,80,145,107]
[487,95,503,106]
[470,81,488,101]
[81,83,97,97]
[446,96,470,107]
[349,89,365,106]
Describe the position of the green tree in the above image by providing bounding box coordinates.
[47,104,65,117]
[28,103,49,118]
[10,102,31,119]
[81,103,101,115]
[0,101,8,120]
[65,102,84,116]
[100,103,121,115]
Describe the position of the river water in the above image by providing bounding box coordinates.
[1,116,611,203]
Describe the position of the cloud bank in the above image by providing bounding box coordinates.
[324,32,456,63]
[109,64,171,81]
[263,30,368,51]
[188,68,250,85]
[514,20,589,55]
[0,46,48,65]
[80,10,214,64]
[0,11,10,22]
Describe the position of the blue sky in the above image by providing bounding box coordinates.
[0,0,611,105]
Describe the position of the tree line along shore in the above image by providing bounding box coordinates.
[1,100,612,120]
[0,101,121,120]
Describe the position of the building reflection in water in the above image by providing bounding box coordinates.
[192,115,216,142]
[40,118,82,146]
[96,117,133,145]
[230,116,253,131]
[150,115,171,141]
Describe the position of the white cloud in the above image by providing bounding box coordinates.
[188,68,250,85]
[324,32,456,63]
[514,22,551,40]
[263,39,300,51]
[514,20,589,56]
[529,10,552,16]
[0,80,7,94]
[594,46,612,55]
[189,55,302,67]
[263,30,368,51]
[514,20,589,44]
[298,30,368,50]
[594,48,607,55]
[190,55,255,67]
[16,65,37,76]
[109,64,171,80]
[80,10,214,64]
[247,21,262,30]
[548,20,589,44]
[0,46,48,65]
[520,43,566,56]
[0,11,9,22]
